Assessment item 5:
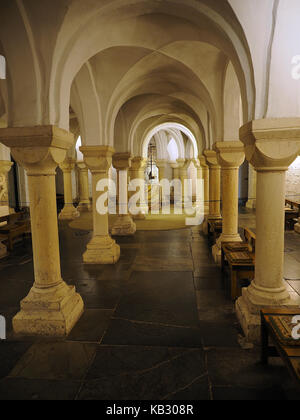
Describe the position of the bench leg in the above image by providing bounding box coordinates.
[8,237,13,252]
[261,314,269,365]
[230,270,238,301]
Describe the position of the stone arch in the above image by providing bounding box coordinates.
[141,122,198,159]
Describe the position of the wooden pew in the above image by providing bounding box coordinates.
[285,199,300,230]
[0,211,31,251]
[261,308,300,390]
[221,228,256,300]
[207,218,222,245]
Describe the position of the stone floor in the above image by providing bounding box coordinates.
[0,214,300,400]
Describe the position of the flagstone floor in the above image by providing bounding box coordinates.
[0,211,299,400]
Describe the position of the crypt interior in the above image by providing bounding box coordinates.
[1,0,300,401]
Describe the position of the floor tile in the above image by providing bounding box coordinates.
[67,309,114,343]
[102,319,203,348]
[114,271,199,327]
[9,342,97,380]
[79,348,206,400]
[0,378,80,400]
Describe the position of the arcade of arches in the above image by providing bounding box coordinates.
[1,0,300,400]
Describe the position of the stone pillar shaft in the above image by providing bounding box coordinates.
[255,170,286,289]
[204,151,221,219]
[59,159,79,220]
[199,156,209,214]
[246,164,257,209]
[111,153,136,236]
[130,157,147,219]
[29,167,62,287]
[214,141,245,242]
[77,162,91,212]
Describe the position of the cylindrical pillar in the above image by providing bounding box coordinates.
[80,146,120,264]
[204,151,221,219]
[129,157,148,220]
[77,162,91,212]
[215,141,245,243]
[59,159,79,220]
[111,153,136,236]
[0,126,84,337]
[236,118,300,343]
[199,156,209,214]
[246,164,257,209]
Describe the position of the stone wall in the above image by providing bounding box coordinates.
[286,157,300,202]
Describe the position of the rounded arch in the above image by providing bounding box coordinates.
[141,122,198,159]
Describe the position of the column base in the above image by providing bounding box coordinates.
[294,223,300,234]
[59,205,80,220]
[83,235,120,265]
[246,199,256,210]
[212,243,222,265]
[217,233,242,246]
[236,284,298,344]
[12,281,84,337]
[77,201,91,213]
[132,213,146,220]
[111,215,136,236]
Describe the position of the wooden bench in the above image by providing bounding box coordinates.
[285,200,300,230]
[0,211,31,251]
[261,308,300,390]
[221,228,256,300]
[207,218,222,245]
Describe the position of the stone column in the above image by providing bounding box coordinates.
[199,156,209,215]
[212,142,245,264]
[0,160,13,210]
[192,158,202,204]
[156,159,167,181]
[80,146,120,264]
[59,159,80,220]
[156,159,168,207]
[246,164,257,209]
[0,126,84,336]
[170,162,179,180]
[129,157,147,220]
[111,153,136,236]
[0,160,13,258]
[204,150,222,219]
[236,119,300,343]
[77,161,91,212]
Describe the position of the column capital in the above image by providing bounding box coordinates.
[214,141,245,169]
[112,152,132,171]
[199,155,209,169]
[170,162,179,170]
[203,150,220,168]
[59,158,76,172]
[0,160,13,174]
[176,158,187,169]
[240,118,300,171]
[156,159,167,169]
[192,158,201,169]
[77,161,88,171]
[80,146,115,173]
[0,126,74,175]
[131,156,147,171]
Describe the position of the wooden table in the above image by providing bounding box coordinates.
[221,243,255,300]
[261,308,300,389]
